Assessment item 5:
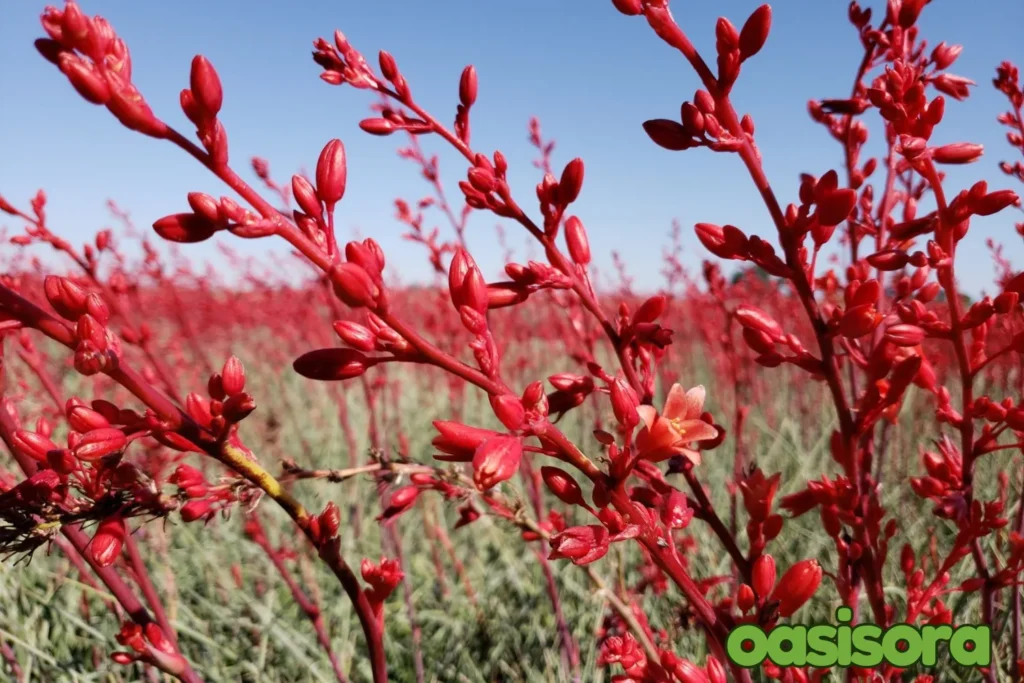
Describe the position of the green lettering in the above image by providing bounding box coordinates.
[850,624,884,668]
[767,626,807,667]
[950,626,990,667]
[727,625,769,668]
[881,625,923,668]
[920,625,952,666]
[806,625,839,668]
[835,607,854,666]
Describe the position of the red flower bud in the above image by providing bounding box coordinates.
[333,320,378,351]
[840,304,881,338]
[931,42,963,70]
[12,430,59,463]
[696,223,749,260]
[73,427,126,461]
[931,142,983,164]
[541,466,586,506]
[885,323,926,347]
[611,0,643,15]
[320,501,341,537]
[67,403,111,432]
[634,295,667,325]
[769,559,822,617]
[105,74,167,138]
[461,267,489,315]
[486,283,529,309]
[467,167,496,193]
[292,175,323,220]
[171,464,206,490]
[994,291,1019,314]
[44,448,76,474]
[359,118,396,135]
[680,102,705,135]
[932,73,973,101]
[184,392,211,429]
[346,239,385,276]
[558,158,585,204]
[490,394,525,431]
[1006,270,1024,295]
[739,5,772,61]
[972,189,1019,216]
[867,249,910,271]
[609,378,640,429]
[472,435,522,490]
[331,262,380,308]
[752,554,776,597]
[694,90,716,114]
[643,119,691,151]
[181,499,213,523]
[815,189,857,227]
[316,139,347,207]
[706,657,727,683]
[1006,408,1024,431]
[676,658,711,683]
[432,421,500,461]
[735,304,783,340]
[661,490,694,529]
[221,356,245,396]
[898,0,926,27]
[58,53,110,105]
[90,516,127,567]
[222,393,256,423]
[59,2,89,46]
[737,584,756,613]
[459,65,478,107]
[380,487,420,522]
[44,276,89,320]
[962,298,994,329]
[716,17,740,51]
[190,55,223,118]
[293,348,372,381]
[153,212,219,244]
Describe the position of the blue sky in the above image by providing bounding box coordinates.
[1,1,1021,294]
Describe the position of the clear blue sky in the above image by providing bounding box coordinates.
[1,1,1021,294]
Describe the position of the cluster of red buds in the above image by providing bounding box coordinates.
[111,621,187,676]
[4,390,176,565]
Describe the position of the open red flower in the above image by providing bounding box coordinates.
[635,384,718,464]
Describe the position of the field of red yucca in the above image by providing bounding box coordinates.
[1,1,1024,681]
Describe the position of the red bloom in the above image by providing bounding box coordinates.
[548,525,610,565]
[636,384,719,463]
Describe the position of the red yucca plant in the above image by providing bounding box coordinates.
[1,1,1023,682]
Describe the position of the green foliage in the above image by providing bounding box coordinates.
[0,372,1020,682]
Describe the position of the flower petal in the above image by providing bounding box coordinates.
[661,383,687,420]
[681,448,703,466]
[637,405,659,430]
[677,419,718,443]
[683,385,706,419]
[641,445,679,463]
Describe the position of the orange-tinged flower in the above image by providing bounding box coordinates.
[636,384,718,464]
